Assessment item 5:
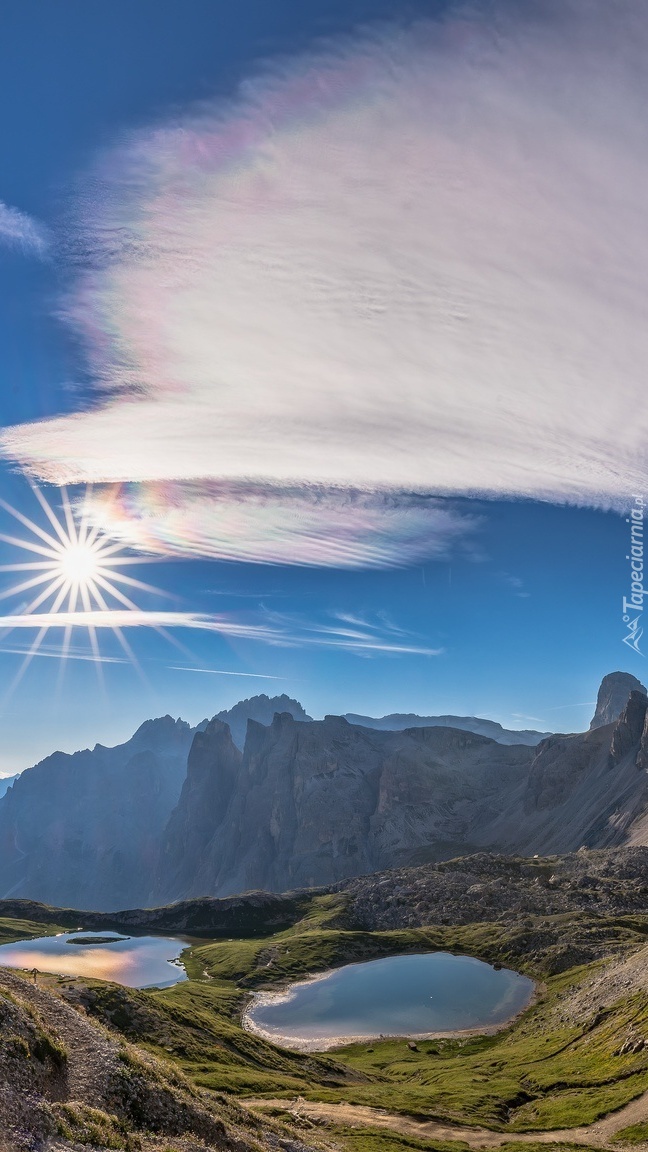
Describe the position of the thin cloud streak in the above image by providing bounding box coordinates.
[0,609,440,656]
[0,645,130,664]
[0,609,283,638]
[167,666,287,679]
[0,202,48,256]
[4,0,645,564]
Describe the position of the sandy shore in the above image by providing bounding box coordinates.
[241,962,539,1052]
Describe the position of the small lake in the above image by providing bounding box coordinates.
[0,931,189,988]
[244,952,535,1050]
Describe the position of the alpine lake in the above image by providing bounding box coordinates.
[0,932,533,1047]
[243,950,535,1050]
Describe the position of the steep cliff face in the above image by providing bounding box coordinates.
[156,688,648,903]
[155,713,535,901]
[0,716,195,911]
[154,719,242,902]
[590,671,646,729]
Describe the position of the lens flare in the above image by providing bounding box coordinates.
[0,485,163,690]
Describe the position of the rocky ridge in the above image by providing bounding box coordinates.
[1,677,648,910]
[0,716,195,911]
[343,711,550,745]
[214,695,311,751]
[154,714,536,901]
[155,684,648,902]
[0,696,310,911]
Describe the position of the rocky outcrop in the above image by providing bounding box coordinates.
[476,704,648,856]
[590,671,646,729]
[214,693,312,750]
[637,708,648,771]
[0,716,195,911]
[0,773,20,800]
[344,712,550,745]
[338,847,648,930]
[609,691,648,766]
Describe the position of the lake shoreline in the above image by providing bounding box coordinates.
[241,953,540,1053]
[0,930,190,989]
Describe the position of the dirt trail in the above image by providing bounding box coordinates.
[243,1091,648,1149]
[0,969,121,1104]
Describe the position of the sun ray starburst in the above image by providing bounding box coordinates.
[0,485,166,689]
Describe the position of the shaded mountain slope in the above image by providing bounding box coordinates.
[0,695,310,913]
[476,690,648,855]
[156,688,648,902]
[155,713,535,901]
[0,716,195,911]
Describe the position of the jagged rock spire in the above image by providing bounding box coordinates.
[590,672,647,730]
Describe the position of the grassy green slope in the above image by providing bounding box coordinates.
[0,915,66,943]
[51,895,648,1134]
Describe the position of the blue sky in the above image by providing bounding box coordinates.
[0,0,645,773]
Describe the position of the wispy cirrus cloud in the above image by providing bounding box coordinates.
[0,645,130,664]
[0,202,48,256]
[2,0,647,565]
[0,607,439,656]
[167,666,287,679]
[258,608,444,656]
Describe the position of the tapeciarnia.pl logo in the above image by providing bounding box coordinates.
[623,495,645,655]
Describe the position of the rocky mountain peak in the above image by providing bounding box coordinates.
[590,672,647,730]
[214,694,312,750]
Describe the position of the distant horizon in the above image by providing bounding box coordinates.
[2,668,639,778]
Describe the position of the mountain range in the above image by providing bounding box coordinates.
[0,672,646,910]
[342,712,549,744]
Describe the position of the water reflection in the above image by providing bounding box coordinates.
[245,951,535,1050]
[0,930,189,988]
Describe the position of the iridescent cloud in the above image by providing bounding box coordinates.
[2,0,647,564]
[74,482,479,569]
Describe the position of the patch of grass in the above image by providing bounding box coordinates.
[0,915,66,944]
[323,1126,470,1151]
[50,899,648,1136]
[615,1121,648,1143]
[54,1103,129,1149]
[331,1132,603,1152]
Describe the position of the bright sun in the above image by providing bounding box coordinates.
[56,540,102,587]
[0,485,160,684]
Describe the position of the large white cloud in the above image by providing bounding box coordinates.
[2,0,647,564]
